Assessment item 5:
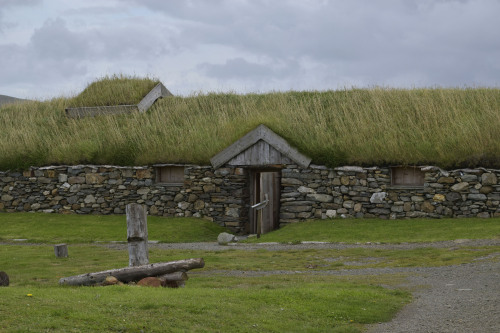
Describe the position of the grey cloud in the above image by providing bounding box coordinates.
[128,0,500,88]
[198,57,299,80]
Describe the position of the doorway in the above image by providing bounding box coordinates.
[249,169,281,235]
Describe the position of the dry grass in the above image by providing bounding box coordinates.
[1,79,499,170]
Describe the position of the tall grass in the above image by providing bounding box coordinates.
[1,80,500,170]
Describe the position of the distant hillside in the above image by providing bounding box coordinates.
[0,76,500,171]
[0,94,27,107]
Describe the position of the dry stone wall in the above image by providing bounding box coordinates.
[1,164,499,233]
[280,165,500,225]
[0,165,249,233]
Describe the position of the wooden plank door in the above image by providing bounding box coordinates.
[250,170,281,235]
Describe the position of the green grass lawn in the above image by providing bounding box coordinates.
[1,213,499,332]
[248,218,500,244]
[0,213,226,243]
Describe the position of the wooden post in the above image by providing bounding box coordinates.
[126,204,149,267]
[54,244,68,258]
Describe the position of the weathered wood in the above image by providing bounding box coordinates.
[137,83,173,112]
[210,124,312,168]
[59,258,204,286]
[66,83,172,118]
[126,203,149,266]
[54,243,68,258]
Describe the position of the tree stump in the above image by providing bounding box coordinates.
[54,244,68,258]
[0,271,9,286]
[126,204,149,267]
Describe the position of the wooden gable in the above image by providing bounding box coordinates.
[210,124,311,168]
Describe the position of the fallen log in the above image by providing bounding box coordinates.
[59,258,204,286]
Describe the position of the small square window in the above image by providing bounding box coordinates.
[156,166,185,185]
[391,167,424,187]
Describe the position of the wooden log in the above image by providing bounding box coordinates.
[54,244,68,258]
[59,258,204,286]
[126,203,148,266]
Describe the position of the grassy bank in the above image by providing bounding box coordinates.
[1,77,500,170]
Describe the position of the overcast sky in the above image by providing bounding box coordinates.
[1,0,499,100]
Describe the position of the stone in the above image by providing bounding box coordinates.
[178,202,190,210]
[411,196,424,202]
[451,182,469,192]
[137,277,162,287]
[102,276,120,286]
[85,174,105,184]
[461,174,477,182]
[225,207,239,217]
[326,210,337,218]
[283,205,312,213]
[353,203,362,212]
[68,176,85,184]
[203,185,216,193]
[0,271,9,287]
[370,192,386,204]
[437,177,455,184]
[481,173,497,185]
[340,176,350,186]
[305,194,333,202]
[58,174,68,182]
[174,193,184,202]
[218,232,236,245]
[343,200,354,209]
[391,205,404,213]
[1,194,13,201]
[150,205,159,215]
[136,169,152,179]
[69,184,81,193]
[30,203,41,210]
[421,201,435,213]
[298,212,312,219]
[298,186,315,194]
[194,200,205,210]
[281,178,303,186]
[446,192,462,202]
[468,193,487,201]
[137,188,150,195]
[433,194,446,202]
[476,212,490,218]
[480,186,493,194]
[369,208,390,215]
[84,195,96,204]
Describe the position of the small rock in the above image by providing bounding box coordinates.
[451,182,469,192]
[137,277,162,287]
[370,192,386,204]
[102,276,120,286]
[218,232,236,245]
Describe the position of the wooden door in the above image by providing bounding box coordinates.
[250,170,281,235]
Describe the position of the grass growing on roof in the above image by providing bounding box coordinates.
[67,74,159,107]
[1,82,500,170]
